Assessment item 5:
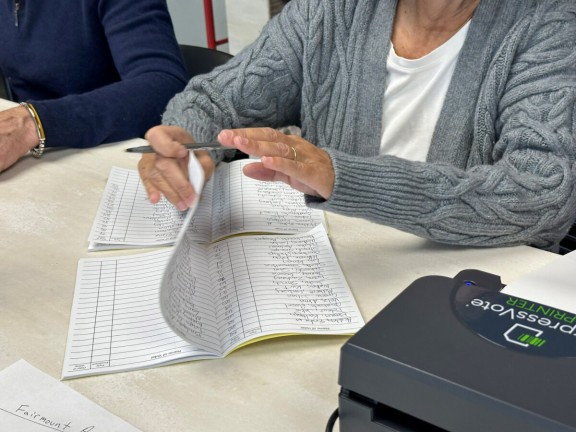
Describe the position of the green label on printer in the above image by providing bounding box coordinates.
[452,285,576,357]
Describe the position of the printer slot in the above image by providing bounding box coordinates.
[339,389,447,431]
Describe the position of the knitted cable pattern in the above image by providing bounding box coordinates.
[162,0,576,250]
[305,0,576,250]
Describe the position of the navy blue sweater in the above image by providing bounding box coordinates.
[0,0,188,148]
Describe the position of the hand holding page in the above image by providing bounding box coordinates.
[64,154,362,379]
[87,167,187,251]
[88,159,326,250]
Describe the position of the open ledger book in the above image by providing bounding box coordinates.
[63,155,364,379]
[88,159,326,250]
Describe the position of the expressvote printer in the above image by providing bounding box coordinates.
[337,269,576,432]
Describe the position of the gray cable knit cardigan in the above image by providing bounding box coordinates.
[162,0,576,251]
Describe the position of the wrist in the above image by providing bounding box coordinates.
[20,102,46,158]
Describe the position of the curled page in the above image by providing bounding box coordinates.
[63,154,362,378]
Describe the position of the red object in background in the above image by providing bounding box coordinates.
[203,0,228,49]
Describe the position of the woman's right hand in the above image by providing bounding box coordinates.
[138,125,216,210]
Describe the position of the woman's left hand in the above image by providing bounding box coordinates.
[217,127,335,200]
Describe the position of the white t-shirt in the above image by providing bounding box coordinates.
[379,21,470,161]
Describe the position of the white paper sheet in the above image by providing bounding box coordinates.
[63,225,363,379]
[0,360,141,431]
[87,167,188,251]
[87,158,326,250]
[88,152,205,251]
[502,251,576,313]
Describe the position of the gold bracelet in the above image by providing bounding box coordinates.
[20,102,46,158]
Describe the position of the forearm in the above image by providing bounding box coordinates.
[307,148,576,250]
[31,72,185,148]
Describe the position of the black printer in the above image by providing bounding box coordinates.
[336,269,576,432]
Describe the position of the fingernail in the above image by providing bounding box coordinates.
[219,130,233,141]
[176,201,188,211]
[185,194,196,207]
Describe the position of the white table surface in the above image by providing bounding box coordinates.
[0,100,560,431]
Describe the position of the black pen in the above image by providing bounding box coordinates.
[125,142,226,153]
